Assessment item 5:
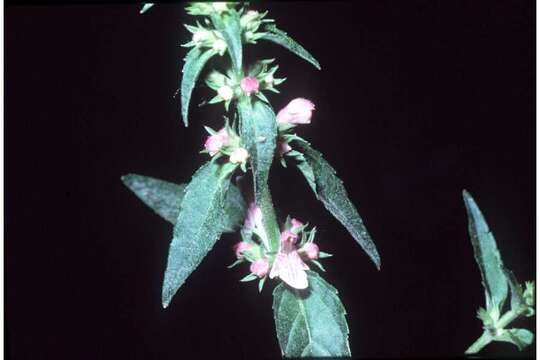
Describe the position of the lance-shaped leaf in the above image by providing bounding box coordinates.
[273,271,351,357]
[181,47,216,127]
[237,98,280,251]
[139,3,154,14]
[161,162,231,308]
[463,190,508,312]
[121,174,246,232]
[260,24,321,70]
[290,138,381,269]
[494,328,534,351]
[211,10,242,73]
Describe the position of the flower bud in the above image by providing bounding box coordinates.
[234,241,252,259]
[192,30,210,45]
[250,258,269,277]
[212,39,227,54]
[290,218,303,232]
[264,74,274,85]
[276,98,315,124]
[300,243,319,260]
[240,76,259,95]
[212,2,229,12]
[278,140,292,156]
[229,147,249,164]
[217,85,234,101]
[240,10,260,28]
[204,128,229,156]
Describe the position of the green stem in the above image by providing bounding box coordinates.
[465,308,525,355]
[465,331,492,355]
[496,308,522,329]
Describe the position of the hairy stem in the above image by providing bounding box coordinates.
[465,331,492,354]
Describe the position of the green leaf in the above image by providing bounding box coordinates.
[291,138,381,270]
[121,174,246,233]
[495,328,534,351]
[181,47,216,127]
[462,190,508,312]
[504,269,525,312]
[211,10,242,73]
[272,271,351,357]
[140,3,154,14]
[121,174,186,224]
[260,24,321,70]
[161,162,232,308]
[237,98,280,251]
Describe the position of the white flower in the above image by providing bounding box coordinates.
[269,230,309,289]
[192,30,210,44]
[229,147,249,164]
[264,74,274,84]
[217,85,234,101]
[212,39,227,54]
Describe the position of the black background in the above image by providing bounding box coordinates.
[6,1,535,359]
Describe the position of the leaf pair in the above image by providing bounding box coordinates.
[121,164,247,308]
[288,137,381,270]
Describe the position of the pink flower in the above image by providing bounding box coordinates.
[240,76,259,95]
[204,128,229,156]
[280,230,298,248]
[250,258,269,277]
[276,98,315,124]
[233,241,252,259]
[269,230,309,289]
[244,202,263,229]
[290,218,303,232]
[300,243,319,260]
[278,140,292,156]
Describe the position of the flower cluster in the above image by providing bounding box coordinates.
[231,203,330,291]
[205,59,286,110]
[202,121,249,170]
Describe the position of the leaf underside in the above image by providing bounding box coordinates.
[121,174,246,232]
[260,24,321,70]
[292,138,381,270]
[161,162,231,308]
[181,47,216,127]
[237,98,280,250]
[273,271,351,357]
[463,190,508,311]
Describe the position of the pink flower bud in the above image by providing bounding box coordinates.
[250,258,269,277]
[278,140,292,156]
[204,128,229,156]
[290,218,303,232]
[301,243,319,260]
[276,98,315,124]
[240,76,260,95]
[233,241,252,259]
